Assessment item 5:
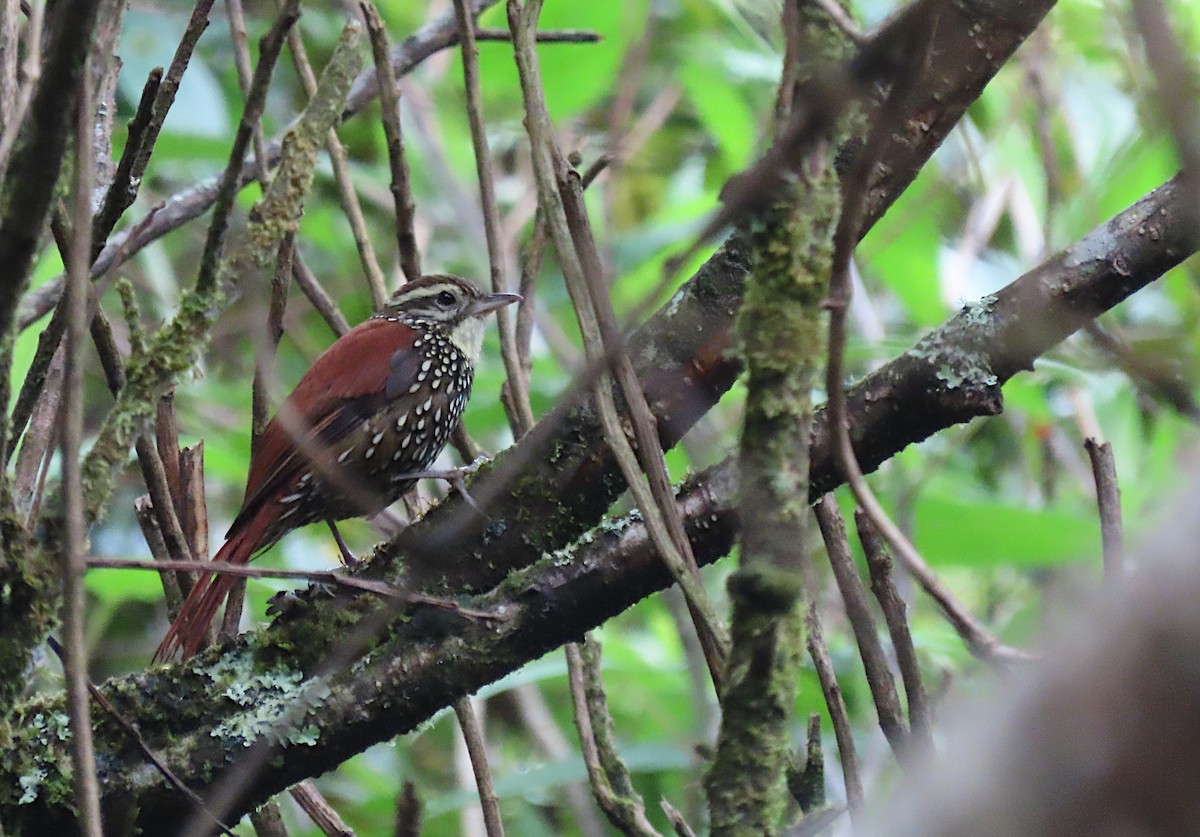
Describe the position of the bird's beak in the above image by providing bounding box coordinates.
[468,291,522,318]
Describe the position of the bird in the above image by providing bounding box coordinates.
[154,274,520,662]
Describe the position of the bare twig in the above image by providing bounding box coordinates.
[250,801,289,837]
[0,0,97,470]
[566,640,660,837]
[290,780,356,837]
[293,252,352,336]
[0,0,41,175]
[94,0,215,250]
[86,558,503,617]
[287,26,389,298]
[822,0,1024,663]
[1084,438,1125,579]
[816,495,909,761]
[134,497,184,615]
[660,799,697,837]
[195,0,300,296]
[225,0,270,185]
[475,27,600,43]
[361,1,421,289]
[453,0,534,436]
[61,59,103,837]
[393,782,422,837]
[252,234,294,446]
[805,598,864,818]
[12,346,63,520]
[856,508,933,751]
[1129,0,1200,217]
[0,0,20,135]
[455,698,506,837]
[509,0,729,689]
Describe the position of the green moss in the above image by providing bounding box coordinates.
[0,514,59,715]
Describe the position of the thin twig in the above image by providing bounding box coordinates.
[822,0,1024,663]
[249,801,289,837]
[454,698,506,837]
[290,780,356,837]
[393,782,422,837]
[195,0,300,296]
[509,0,729,690]
[94,0,216,252]
[12,346,63,520]
[660,800,697,837]
[225,0,270,185]
[86,557,503,618]
[565,640,660,837]
[361,1,421,289]
[805,598,864,819]
[134,496,184,616]
[1084,437,1125,579]
[453,0,534,436]
[293,251,351,336]
[0,0,94,471]
[815,495,909,761]
[0,0,40,176]
[61,59,103,837]
[252,234,294,446]
[287,25,389,298]
[475,27,600,43]
[1130,0,1200,218]
[855,508,933,751]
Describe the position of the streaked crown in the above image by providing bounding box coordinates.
[378,273,520,362]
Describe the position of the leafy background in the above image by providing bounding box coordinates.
[17,0,1200,833]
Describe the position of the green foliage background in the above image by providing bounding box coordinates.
[15,0,1200,833]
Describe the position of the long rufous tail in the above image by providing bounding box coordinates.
[154,527,258,664]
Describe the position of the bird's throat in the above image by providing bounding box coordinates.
[450,316,485,365]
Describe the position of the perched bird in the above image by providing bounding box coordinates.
[155,274,519,662]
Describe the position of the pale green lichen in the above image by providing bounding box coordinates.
[16,710,71,806]
[201,651,332,749]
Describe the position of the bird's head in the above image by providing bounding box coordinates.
[380,274,520,361]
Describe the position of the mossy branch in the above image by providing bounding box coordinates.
[706,4,848,832]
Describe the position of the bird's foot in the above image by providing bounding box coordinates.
[326,520,362,569]
[398,455,491,511]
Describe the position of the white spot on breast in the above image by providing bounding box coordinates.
[337,449,352,463]
[372,431,384,445]
[402,434,412,448]
[417,418,426,430]
[396,414,408,429]
[432,378,442,389]
[423,397,433,411]
[421,359,432,371]
[279,493,302,504]
[365,447,375,459]
[409,383,421,393]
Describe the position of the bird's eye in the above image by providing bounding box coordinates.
[436,290,456,307]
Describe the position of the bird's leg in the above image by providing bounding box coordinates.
[326,520,361,568]
[398,455,490,511]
